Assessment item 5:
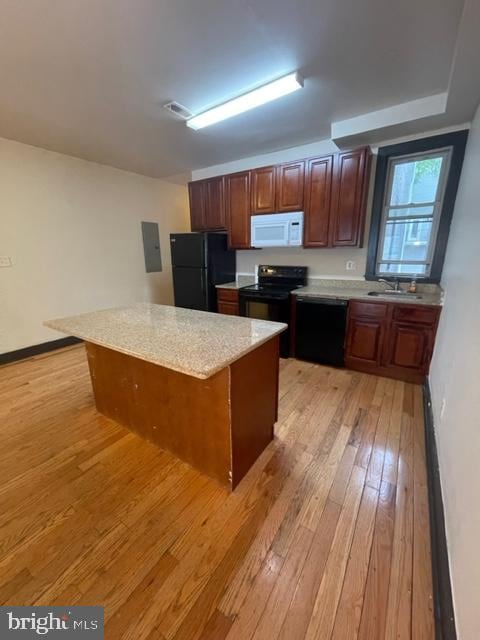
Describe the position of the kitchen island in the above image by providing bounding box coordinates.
[45,303,286,489]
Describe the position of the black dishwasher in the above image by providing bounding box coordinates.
[295,296,348,367]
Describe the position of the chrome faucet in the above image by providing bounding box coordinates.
[378,278,401,292]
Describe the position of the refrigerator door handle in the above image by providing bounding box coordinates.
[201,269,210,310]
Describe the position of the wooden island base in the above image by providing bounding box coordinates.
[85,336,279,489]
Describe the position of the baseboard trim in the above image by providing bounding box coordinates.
[423,381,457,640]
[0,337,83,365]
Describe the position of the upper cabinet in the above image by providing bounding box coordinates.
[251,166,276,214]
[204,177,226,230]
[303,156,333,248]
[303,148,370,248]
[187,147,370,249]
[225,171,251,249]
[188,180,206,231]
[330,148,370,247]
[277,161,305,212]
[188,177,226,231]
[251,162,305,214]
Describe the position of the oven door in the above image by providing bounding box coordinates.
[239,294,290,357]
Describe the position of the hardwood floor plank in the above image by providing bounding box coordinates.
[0,347,434,640]
[223,551,283,640]
[329,444,358,506]
[269,452,328,558]
[366,379,395,490]
[354,405,380,470]
[197,609,234,640]
[330,484,379,640]
[382,381,405,486]
[385,412,414,640]
[104,552,179,639]
[300,425,353,531]
[251,525,314,640]
[219,450,312,616]
[278,499,341,640]
[132,446,308,640]
[357,480,396,640]
[305,465,367,640]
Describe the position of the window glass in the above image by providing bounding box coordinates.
[381,220,432,263]
[376,149,451,277]
[390,156,443,205]
[378,263,428,275]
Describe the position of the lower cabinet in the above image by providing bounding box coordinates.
[345,317,386,366]
[345,300,440,382]
[217,288,239,316]
[384,322,434,372]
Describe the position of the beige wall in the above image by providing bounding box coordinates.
[430,105,480,639]
[0,137,189,353]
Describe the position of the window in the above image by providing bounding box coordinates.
[377,149,451,277]
[366,131,469,283]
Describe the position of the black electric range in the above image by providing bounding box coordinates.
[239,265,307,357]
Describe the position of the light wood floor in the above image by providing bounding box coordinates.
[0,344,434,639]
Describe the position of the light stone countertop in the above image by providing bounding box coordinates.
[215,281,243,290]
[216,276,255,290]
[291,279,443,306]
[44,303,286,379]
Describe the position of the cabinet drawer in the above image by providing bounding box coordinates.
[393,305,439,325]
[217,288,239,302]
[348,301,388,320]
[217,301,239,316]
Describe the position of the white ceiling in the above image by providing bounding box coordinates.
[0,0,469,178]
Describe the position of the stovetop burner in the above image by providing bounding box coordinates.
[239,265,308,299]
[241,283,303,293]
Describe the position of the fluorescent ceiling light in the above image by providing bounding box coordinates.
[186,72,303,130]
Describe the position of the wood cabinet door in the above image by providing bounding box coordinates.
[205,176,226,230]
[225,171,251,249]
[383,322,434,373]
[277,161,305,212]
[188,180,206,231]
[303,156,333,247]
[251,166,276,214]
[330,148,369,246]
[345,317,385,365]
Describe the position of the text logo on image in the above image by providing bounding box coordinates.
[0,606,104,638]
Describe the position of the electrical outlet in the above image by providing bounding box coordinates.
[346,260,356,271]
[0,256,12,268]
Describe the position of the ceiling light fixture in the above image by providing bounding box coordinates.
[186,72,304,130]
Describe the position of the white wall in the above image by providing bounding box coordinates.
[430,105,480,639]
[0,137,189,353]
[191,125,468,279]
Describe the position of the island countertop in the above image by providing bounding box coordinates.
[44,303,287,379]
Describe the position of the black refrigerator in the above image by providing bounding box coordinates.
[170,232,236,311]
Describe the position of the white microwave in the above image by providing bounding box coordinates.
[250,211,304,248]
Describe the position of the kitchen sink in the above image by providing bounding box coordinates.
[367,291,423,299]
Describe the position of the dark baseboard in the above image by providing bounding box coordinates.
[423,381,457,640]
[0,337,83,366]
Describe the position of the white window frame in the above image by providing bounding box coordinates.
[375,147,452,278]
